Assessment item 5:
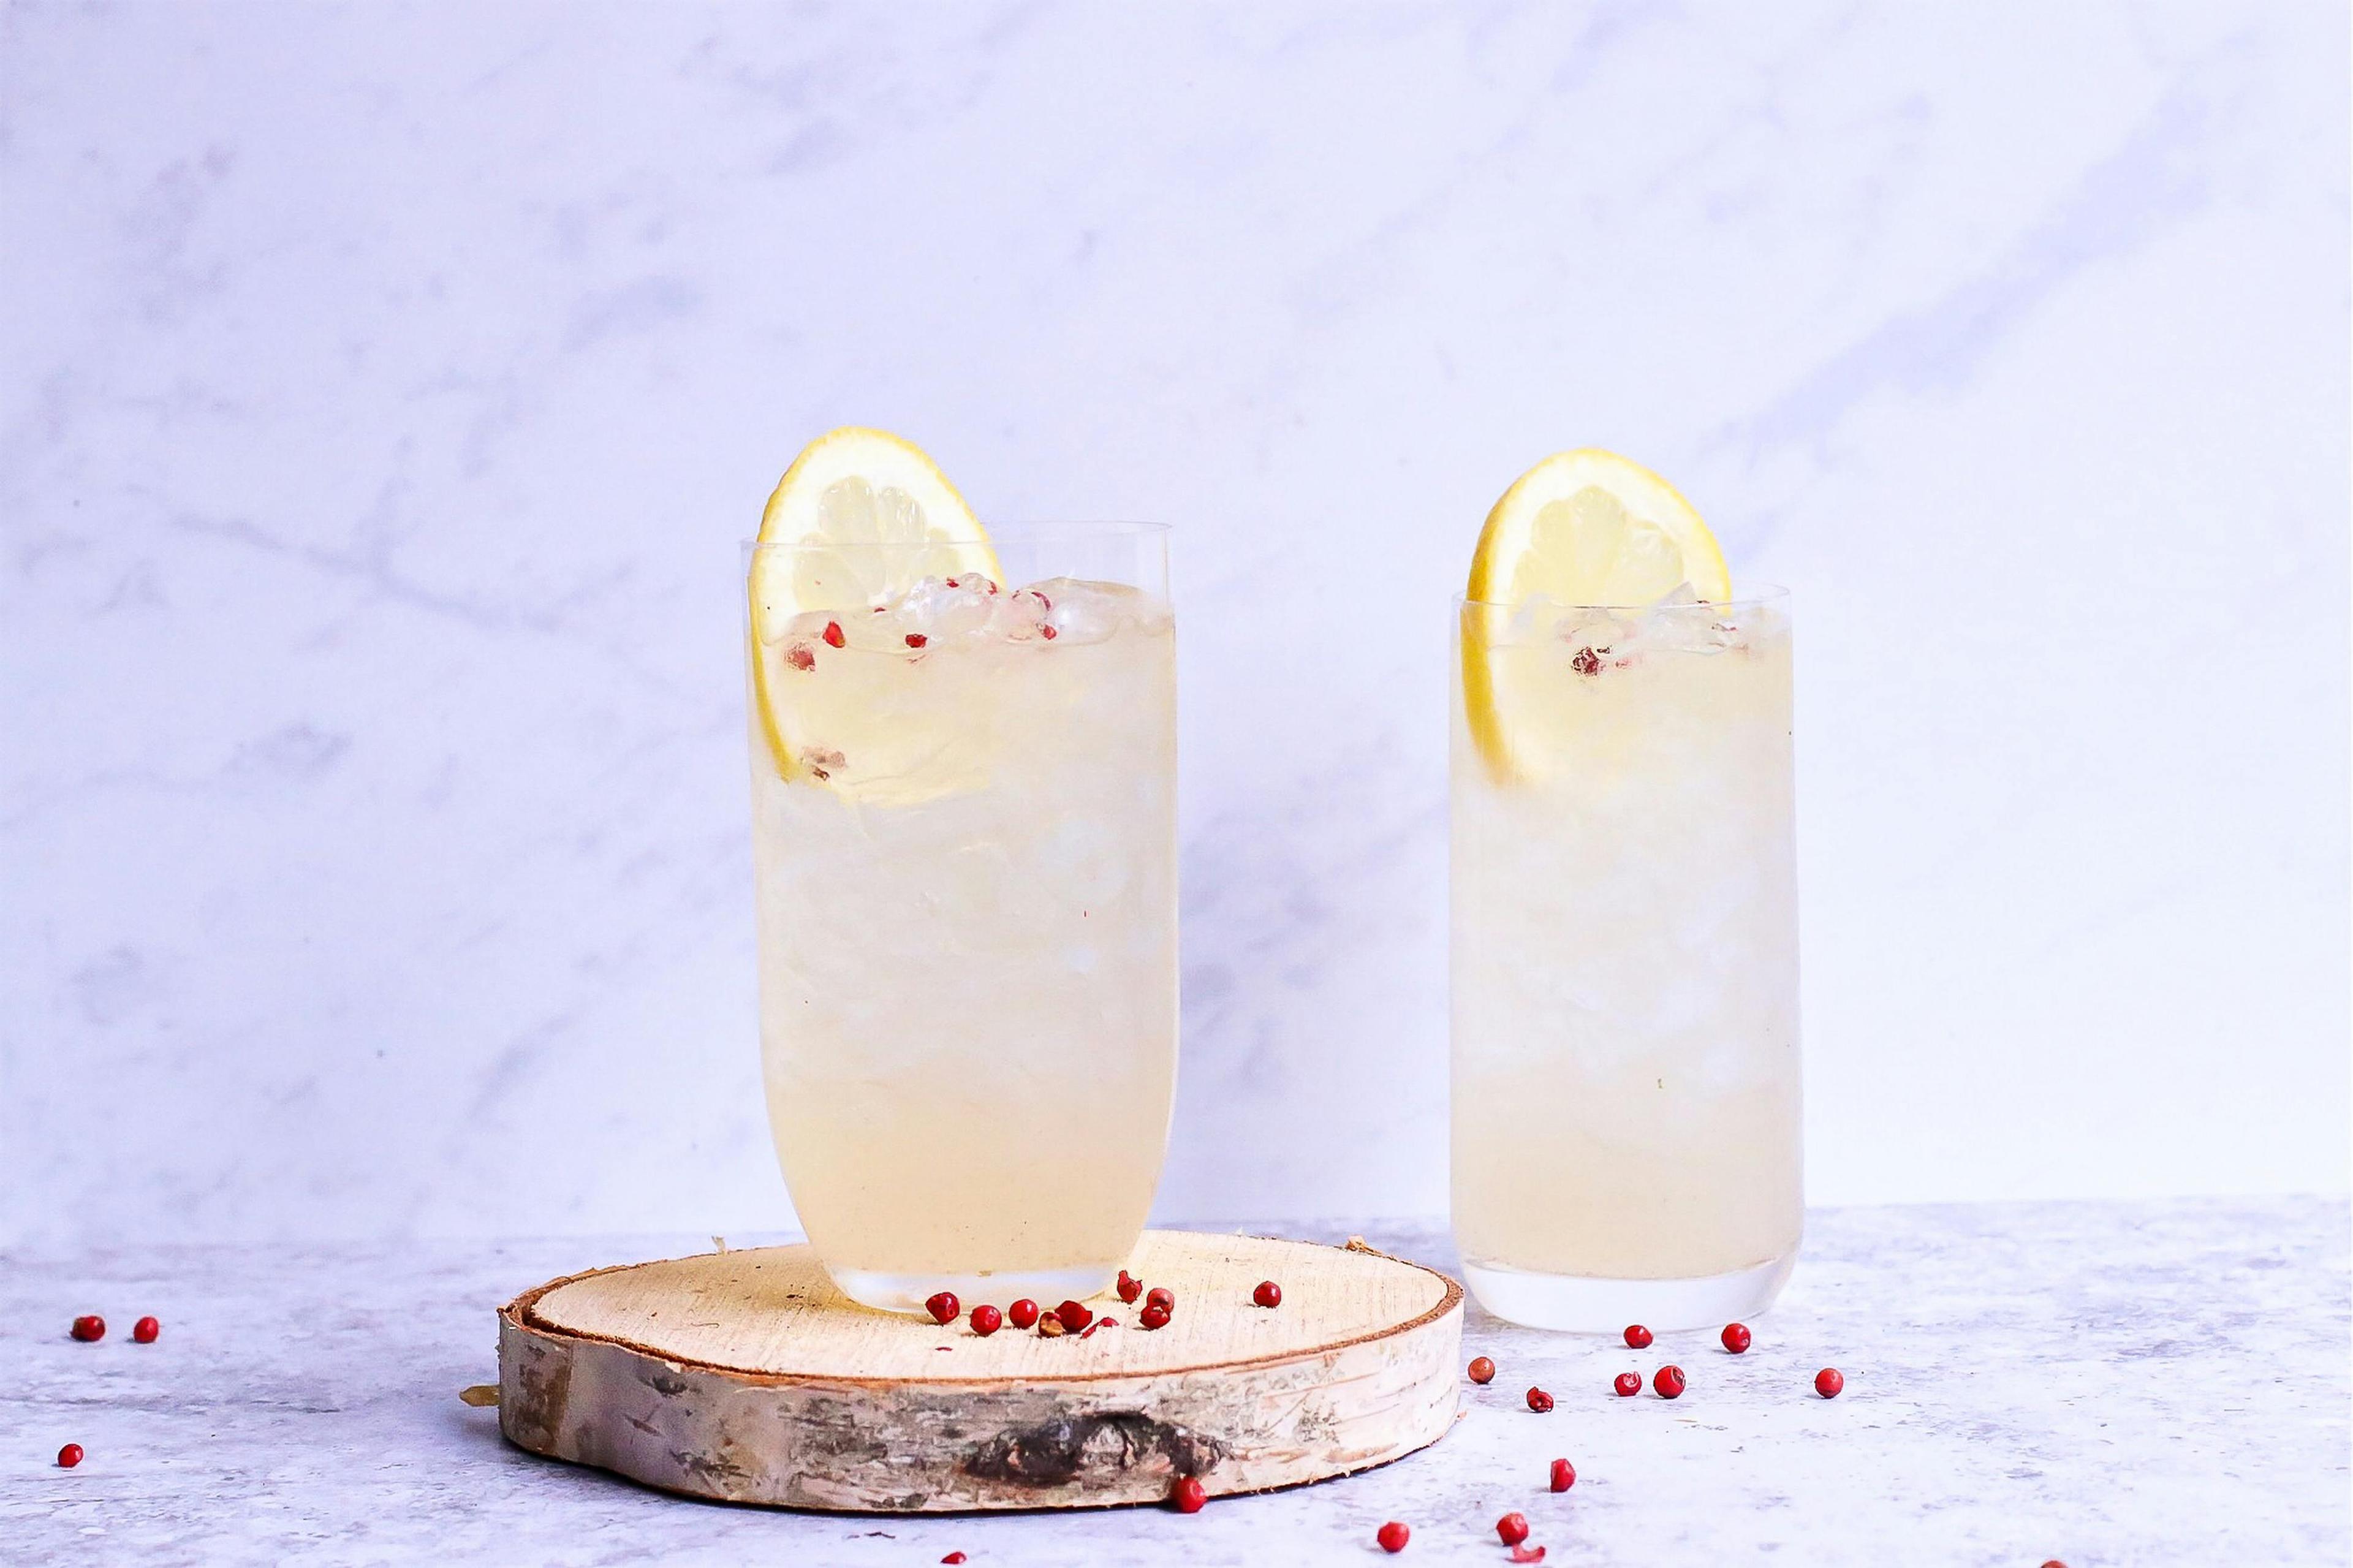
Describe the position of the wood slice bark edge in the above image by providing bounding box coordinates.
[497,1234,1466,1512]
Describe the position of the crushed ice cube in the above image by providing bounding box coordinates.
[984,586,1053,641]
[1554,605,1634,656]
[1610,583,1745,657]
[891,575,998,639]
[1032,577,1162,645]
[1508,594,1564,643]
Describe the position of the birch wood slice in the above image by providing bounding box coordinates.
[498,1230,1464,1512]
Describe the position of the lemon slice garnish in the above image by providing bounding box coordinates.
[748,428,998,781]
[1461,450,1730,785]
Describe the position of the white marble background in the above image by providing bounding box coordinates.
[2,1,2345,1248]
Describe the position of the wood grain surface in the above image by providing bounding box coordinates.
[498,1230,1464,1511]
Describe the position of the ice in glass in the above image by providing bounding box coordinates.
[1451,452,1800,1330]
[744,431,1176,1314]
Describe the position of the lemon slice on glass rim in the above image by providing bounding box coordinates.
[747,427,1000,781]
[1461,449,1731,786]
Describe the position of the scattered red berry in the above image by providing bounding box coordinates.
[133,1317,160,1345]
[1509,1547,1547,1564]
[1550,1458,1576,1491]
[822,620,844,649]
[1252,1281,1282,1308]
[1815,1367,1844,1399]
[2040,1562,2066,1568]
[968,1305,1002,1337]
[1467,1355,1496,1384]
[945,578,960,589]
[1721,1322,1751,1354]
[924,1292,960,1326]
[1622,1324,1651,1349]
[1613,1372,1642,1397]
[1572,646,1602,676]
[1117,1271,1143,1303]
[1376,1520,1410,1553]
[56,1443,83,1468]
[1170,1475,1206,1513]
[1525,1387,1554,1412]
[1145,1286,1174,1313]
[69,1316,104,1343]
[1653,1366,1686,1399]
[1056,1300,1094,1333]
[1007,1299,1040,1330]
[1496,1511,1530,1547]
[905,632,928,648]
[1040,624,1058,640]
[942,1555,966,1565]
[1139,1304,1171,1330]
[1036,1311,1066,1337]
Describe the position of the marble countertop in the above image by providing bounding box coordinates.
[5,1197,2346,1565]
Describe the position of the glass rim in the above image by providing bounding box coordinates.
[743,520,1170,550]
[1456,581,1789,612]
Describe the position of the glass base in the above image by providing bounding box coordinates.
[828,1262,1121,1317]
[1464,1249,1797,1333]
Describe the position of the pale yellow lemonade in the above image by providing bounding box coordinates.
[745,431,1176,1314]
[1452,452,1800,1330]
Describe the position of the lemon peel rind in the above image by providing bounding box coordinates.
[1460,449,1729,788]
[748,427,996,783]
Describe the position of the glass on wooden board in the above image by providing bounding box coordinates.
[745,523,1176,1314]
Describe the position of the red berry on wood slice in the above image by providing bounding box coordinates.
[1653,1365,1686,1399]
[1117,1271,1143,1303]
[1252,1280,1282,1308]
[821,620,845,649]
[1467,1355,1496,1384]
[1007,1298,1039,1329]
[1139,1303,1170,1330]
[1145,1286,1174,1312]
[1056,1300,1094,1333]
[132,1316,160,1344]
[1525,1386,1554,1412]
[968,1305,1001,1336]
[1377,1520,1411,1553]
[1721,1322,1751,1354]
[904,632,928,648]
[1496,1511,1530,1547]
[1036,1311,1066,1337]
[1815,1367,1844,1398]
[56,1443,84,1468]
[923,1292,960,1326]
[1622,1324,1651,1349]
[1613,1372,1642,1397]
[1550,1457,1576,1491]
[70,1316,104,1343]
[941,1555,966,1564]
[1170,1475,1206,1513]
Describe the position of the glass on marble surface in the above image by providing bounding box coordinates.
[1450,452,1799,1331]
[745,522,1177,1315]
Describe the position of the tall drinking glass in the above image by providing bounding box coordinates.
[746,525,1177,1314]
[1451,588,1798,1330]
